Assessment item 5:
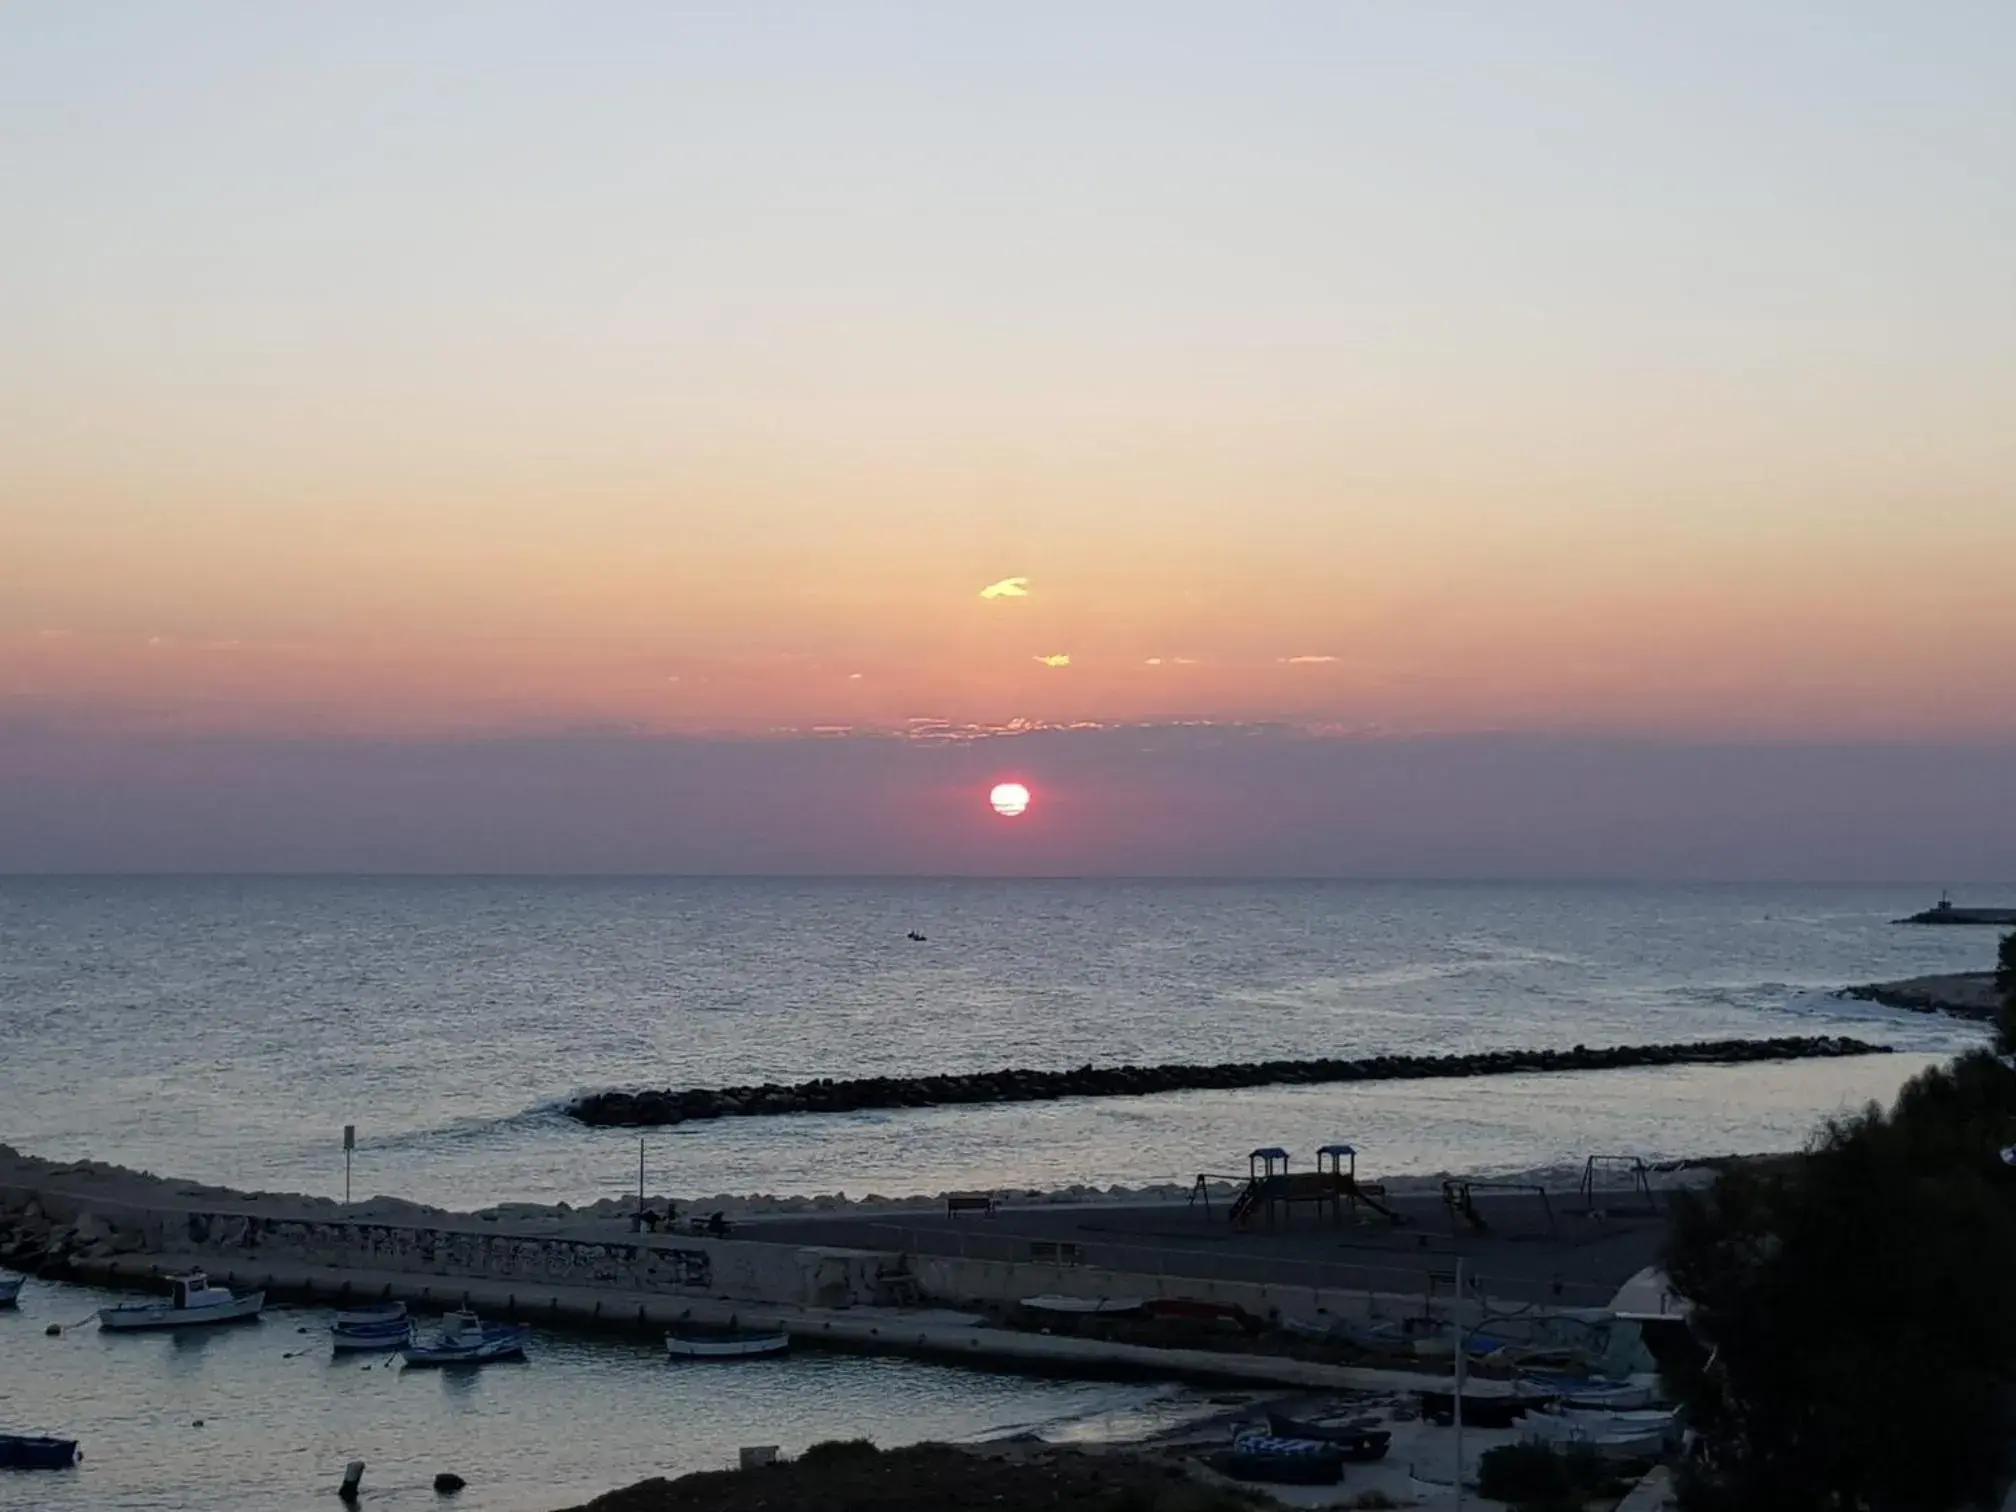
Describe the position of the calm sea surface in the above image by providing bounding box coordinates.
[0,878,2004,1510]
[0,878,1997,1207]
[0,1276,1196,1512]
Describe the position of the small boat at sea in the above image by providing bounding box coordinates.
[0,1274,23,1307]
[331,1302,415,1353]
[1262,1412,1391,1461]
[401,1309,529,1367]
[1216,1433,1345,1486]
[665,1326,790,1360]
[0,1434,79,1471]
[98,1271,264,1331]
[1018,1295,1146,1318]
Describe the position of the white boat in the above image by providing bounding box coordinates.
[0,1274,23,1307]
[1522,1408,1675,1462]
[333,1301,407,1328]
[1018,1295,1146,1317]
[98,1271,264,1331]
[665,1326,790,1360]
[401,1309,529,1367]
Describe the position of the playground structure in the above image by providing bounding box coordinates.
[1195,1143,1406,1228]
[1578,1154,1658,1215]
[1441,1177,1553,1236]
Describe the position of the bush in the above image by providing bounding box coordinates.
[1476,1442,1574,1503]
[1665,1055,2016,1511]
[797,1438,879,1465]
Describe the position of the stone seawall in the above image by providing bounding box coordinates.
[571,1035,1889,1127]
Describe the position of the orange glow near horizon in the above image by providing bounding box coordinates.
[6,9,2016,746]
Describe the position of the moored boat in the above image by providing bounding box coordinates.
[0,1434,78,1471]
[1018,1295,1146,1318]
[401,1309,529,1367]
[334,1301,407,1327]
[331,1316,415,1353]
[665,1326,790,1360]
[98,1271,264,1331]
[0,1274,22,1307]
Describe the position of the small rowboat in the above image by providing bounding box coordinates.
[332,1300,412,1350]
[666,1326,790,1360]
[99,1271,264,1331]
[401,1310,529,1367]
[0,1274,23,1307]
[331,1316,415,1353]
[0,1434,78,1471]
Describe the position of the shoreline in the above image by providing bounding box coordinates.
[1836,971,2000,1021]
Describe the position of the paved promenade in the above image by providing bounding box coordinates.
[736,1186,1667,1310]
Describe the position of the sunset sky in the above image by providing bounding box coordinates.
[4,4,2014,873]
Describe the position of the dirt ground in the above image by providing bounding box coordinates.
[558,1441,1263,1512]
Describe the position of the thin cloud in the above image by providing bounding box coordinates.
[979,577,1030,600]
[848,672,863,680]
[1034,653,1071,668]
[1280,654,1339,664]
[1146,656,1201,666]
[1145,657,1163,666]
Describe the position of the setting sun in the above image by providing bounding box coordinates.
[988,782,1031,818]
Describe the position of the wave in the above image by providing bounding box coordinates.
[360,1100,574,1154]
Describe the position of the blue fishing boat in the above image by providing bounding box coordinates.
[0,1274,22,1307]
[0,1434,78,1471]
[331,1303,415,1353]
[1216,1433,1344,1486]
[401,1309,529,1367]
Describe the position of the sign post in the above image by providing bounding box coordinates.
[343,1124,356,1206]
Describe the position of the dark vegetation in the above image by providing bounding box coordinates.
[1664,931,2016,1511]
[1476,1442,1625,1511]
[558,1441,1260,1512]
[572,1035,1885,1126]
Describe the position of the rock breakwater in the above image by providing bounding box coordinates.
[1836,973,2000,1022]
[569,1035,1889,1128]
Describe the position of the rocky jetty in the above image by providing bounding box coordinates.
[569,1035,1889,1129]
[1837,972,2001,1022]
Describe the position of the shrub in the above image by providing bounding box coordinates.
[797,1437,879,1465]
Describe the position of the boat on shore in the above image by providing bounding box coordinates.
[1216,1433,1345,1486]
[665,1326,790,1360]
[1416,1386,1553,1428]
[401,1309,529,1367]
[1522,1407,1676,1462]
[0,1274,22,1307]
[98,1271,263,1331]
[0,1434,78,1471]
[1262,1412,1391,1461]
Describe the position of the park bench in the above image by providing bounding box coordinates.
[946,1193,996,1217]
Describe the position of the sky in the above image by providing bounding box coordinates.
[3,3,2014,874]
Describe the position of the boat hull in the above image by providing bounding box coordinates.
[665,1330,790,1360]
[332,1321,415,1353]
[1218,1437,1345,1486]
[99,1293,265,1331]
[402,1325,530,1367]
[0,1435,78,1471]
[0,1275,22,1307]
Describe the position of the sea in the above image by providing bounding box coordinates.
[0,877,2004,1509]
